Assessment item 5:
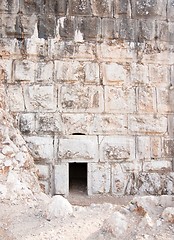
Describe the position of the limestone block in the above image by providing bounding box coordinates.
[0,38,17,57]
[55,163,68,195]
[169,22,174,43]
[90,114,127,135]
[55,60,83,82]
[91,0,114,17]
[44,0,68,16]
[37,113,63,134]
[73,43,96,60]
[38,15,56,39]
[19,113,35,133]
[60,85,104,113]
[111,163,128,195]
[156,87,171,113]
[119,18,136,41]
[62,113,91,135]
[7,85,25,112]
[58,17,75,40]
[0,59,12,83]
[168,115,174,137]
[24,136,54,163]
[58,136,98,162]
[97,42,134,62]
[24,85,56,112]
[13,60,35,82]
[156,21,169,42]
[131,63,149,85]
[162,139,174,158]
[105,87,136,113]
[84,62,99,84]
[26,37,48,58]
[69,0,92,15]
[137,136,151,160]
[167,0,174,21]
[102,18,116,39]
[90,163,111,194]
[49,40,74,59]
[114,0,130,15]
[128,115,167,134]
[121,162,142,172]
[102,63,129,85]
[150,137,161,159]
[138,87,156,113]
[76,17,101,40]
[148,64,169,86]
[138,19,156,41]
[134,0,167,20]
[143,161,172,172]
[99,136,135,162]
[35,61,54,82]
[36,164,49,181]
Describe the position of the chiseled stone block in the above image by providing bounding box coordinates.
[91,0,114,17]
[24,85,56,112]
[143,160,172,172]
[102,62,129,85]
[99,136,135,162]
[102,18,116,39]
[128,115,168,134]
[90,114,127,135]
[69,0,92,16]
[60,85,104,112]
[138,87,156,113]
[148,64,169,86]
[84,62,99,84]
[138,19,156,41]
[167,0,174,21]
[0,59,12,83]
[55,163,69,195]
[105,86,136,113]
[55,60,83,82]
[137,136,151,160]
[7,85,25,112]
[150,137,162,159]
[131,63,149,85]
[162,139,174,158]
[19,113,35,133]
[156,87,172,113]
[35,61,54,82]
[58,136,98,162]
[13,60,35,82]
[24,135,54,163]
[90,162,111,194]
[62,113,91,135]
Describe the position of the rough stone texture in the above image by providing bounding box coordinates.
[0,0,174,196]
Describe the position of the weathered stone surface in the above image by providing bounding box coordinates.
[99,136,135,162]
[58,136,98,162]
[19,113,35,133]
[138,87,156,113]
[13,60,35,82]
[7,85,25,112]
[91,0,114,17]
[69,0,92,16]
[137,136,151,160]
[55,163,68,195]
[167,0,174,21]
[162,207,174,223]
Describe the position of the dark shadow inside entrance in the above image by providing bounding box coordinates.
[69,163,87,194]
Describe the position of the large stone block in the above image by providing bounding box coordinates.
[99,136,135,162]
[7,85,25,112]
[131,63,149,85]
[156,87,171,113]
[55,163,68,195]
[137,136,151,160]
[114,0,130,15]
[0,0,19,13]
[73,43,96,60]
[102,18,116,39]
[105,86,136,113]
[62,113,91,135]
[156,21,169,42]
[69,0,92,16]
[138,87,156,113]
[89,163,111,194]
[167,0,174,21]
[44,0,68,16]
[55,60,83,82]
[58,17,75,40]
[0,59,12,83]
[49,41,74,59]
[162,139,174,158]
[102,62,130,85]
[90,114,127,135]
[58,136,98,162]
[119,18,137,41]
[13,60,35,82]
[128,115,168,134]
[134,0,167,20]
[35,61,54,82]
[19,113,35,133]
[37,113,63,134]
[37,15,56,39]
[148,64,170,86]
[84,62,99,84]
[24,85,56,112]
[138,19,156,41]
[24,136,54,163]
[150,137,162,159]
[143,160,172,172]
[60,85,104,112]
[91,0,114,17]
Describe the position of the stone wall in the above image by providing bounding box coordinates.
[0,0,174,195]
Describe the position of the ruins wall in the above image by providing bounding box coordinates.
[0,0,174,195]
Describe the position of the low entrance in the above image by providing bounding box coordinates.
[69,163,87,194]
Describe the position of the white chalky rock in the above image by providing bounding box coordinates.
[46,195,73,220]
[102,211,128,237]
[162,207,174,223]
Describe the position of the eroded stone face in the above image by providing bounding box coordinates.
[1,0,174,196]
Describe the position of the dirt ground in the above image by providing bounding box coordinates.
[0,192,173,240]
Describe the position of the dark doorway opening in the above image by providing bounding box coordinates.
[69,163,87,194]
